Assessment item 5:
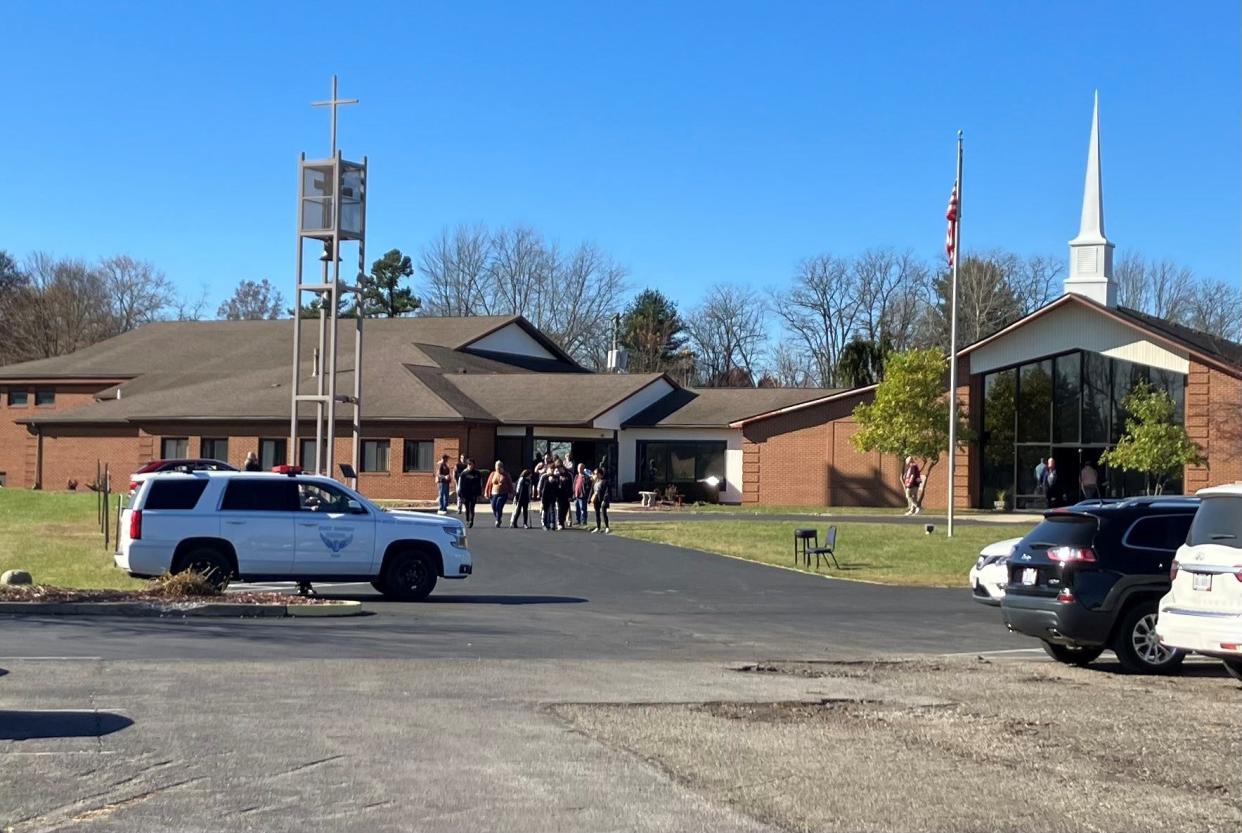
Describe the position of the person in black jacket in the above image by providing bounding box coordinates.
[510,469,533,529]
[538,465,560,531]
[456,458,483,528]
[556,461,573,529]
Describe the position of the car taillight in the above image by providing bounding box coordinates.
[1234,569,1242,583]
[1056,589,1076,603]
[1047,546,1097,563]
[129,509,142,540]
[1170,560,1179,580]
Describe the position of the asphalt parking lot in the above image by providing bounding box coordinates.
[1,524,1020,661]
[3,525,1238,832]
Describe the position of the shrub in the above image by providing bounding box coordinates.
[147,570,221,598]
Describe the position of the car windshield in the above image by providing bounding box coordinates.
[1022,514,1097,549]
[1186,496,1242,546]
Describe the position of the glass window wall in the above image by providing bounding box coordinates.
[980,349,1186,506]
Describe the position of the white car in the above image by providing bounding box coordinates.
[969,537,1022,606]
[116,467,471,600]
[1156,484,1242,682]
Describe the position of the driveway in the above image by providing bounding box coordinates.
[1,524,1019,661]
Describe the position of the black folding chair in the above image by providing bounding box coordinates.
[793,528,818,567]
[811,526,839,569]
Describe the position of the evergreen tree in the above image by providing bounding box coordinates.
[620,289,686,374]
[363,248,420,318]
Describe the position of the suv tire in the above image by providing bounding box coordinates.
[1223,660,1242,684]
[1041,640,1104,666]
[382,551,438,602]
[1112,602,1185,674]
[177,547,232,591]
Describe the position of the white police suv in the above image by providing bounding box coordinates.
[115,466,471,600]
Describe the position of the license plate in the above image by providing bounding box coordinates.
[1021,568,1038,586]
[1193,572,1212,592]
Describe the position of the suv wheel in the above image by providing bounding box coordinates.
[1222,660,1242,684]
[382,551,438,602]
[1041,640,1104,666]
[178,547,232,591]
[1112,602,1185,674]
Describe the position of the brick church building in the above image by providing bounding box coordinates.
[1,98,1238,508]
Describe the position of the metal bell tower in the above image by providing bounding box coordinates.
[289,75,368,486]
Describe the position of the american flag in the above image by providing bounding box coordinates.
[945,183,959,267]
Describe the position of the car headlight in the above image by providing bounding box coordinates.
[974,555,986,570]
[443,524,468,549]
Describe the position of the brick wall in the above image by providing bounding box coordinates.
[0,383,120,488]
[7,414,497,502]
[740,363,977,510]
[1184,362,1242,492]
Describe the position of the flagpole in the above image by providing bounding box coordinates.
[947,130,963,538]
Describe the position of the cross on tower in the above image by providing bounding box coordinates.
[312,74,359,156]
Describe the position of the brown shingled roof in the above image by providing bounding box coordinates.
[624,387,844,427]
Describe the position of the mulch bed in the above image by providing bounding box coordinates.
[0,585,334,605]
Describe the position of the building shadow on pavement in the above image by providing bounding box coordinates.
[0,710,133,740]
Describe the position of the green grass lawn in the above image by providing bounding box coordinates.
[611,519,1033,587]
[0,490,144,589]
[648,503,999,517]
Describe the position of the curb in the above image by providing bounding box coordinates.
[286,600,364,617]
[0,599,364,618]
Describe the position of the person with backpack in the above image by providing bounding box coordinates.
[510,469,533,529]
[902,456,922,516]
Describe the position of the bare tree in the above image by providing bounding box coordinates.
[761,342,815,388]
[10,253,116,359]
[175,285,210,321]
[772,254,860,386]
[1184,279,1242,342]
[99,255,175,332]
[417,223,627,366]
[418,225,492,317]
[217,279,286,320]
[1115,253,1195,322]
[684,284,767,387]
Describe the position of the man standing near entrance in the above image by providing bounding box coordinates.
[902,456,922,515]
[435,453,452,515]
[1080,461,1100,500]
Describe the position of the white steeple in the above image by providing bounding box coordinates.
[1065,91,1117,306]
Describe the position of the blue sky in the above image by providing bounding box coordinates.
[2,1,1237,312]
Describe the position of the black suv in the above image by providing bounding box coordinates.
[1001,497,1198,674]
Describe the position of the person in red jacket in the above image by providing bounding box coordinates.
[572,464,591,527]
[902,456,922,516]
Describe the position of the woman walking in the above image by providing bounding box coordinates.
[510,469,533,529]
[484,461,514,527]
[589,469,611,534]
[456,458,482,528]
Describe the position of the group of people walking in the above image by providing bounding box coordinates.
[435,452,611,532]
